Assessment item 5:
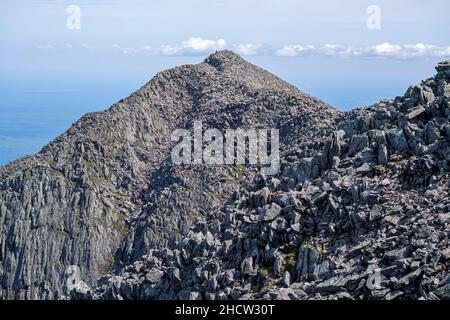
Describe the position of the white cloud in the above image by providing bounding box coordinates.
[122,47,138,55]
[434,46,450,57]
[156,44,183,56]
[368,42,403,56]
[343,46,364,57]
[404,43,433,56]
[361,42,450,59]
[319,44,345,56]
[182,37,226,52]
[274,42,450,59]
[151,37,227,56]
[36,44,55,50]
[234,43,265,56]
[275,45,315,57]
[399,43,450,58]
[34,39,450,60]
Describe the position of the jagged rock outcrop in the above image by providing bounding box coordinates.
[1,51,449,300]
[78,57,449,301]
[0,50,338,299]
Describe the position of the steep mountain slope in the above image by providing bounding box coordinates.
[71,59,450,301]
[0,50,340,299]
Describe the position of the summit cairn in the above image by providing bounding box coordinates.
[436,60,450,78]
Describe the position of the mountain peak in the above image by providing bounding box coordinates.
[2,52,449,301]
[203,49,246,69]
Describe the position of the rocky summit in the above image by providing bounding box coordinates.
[0,50,449,300]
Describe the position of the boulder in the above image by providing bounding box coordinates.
[258,203,282,222]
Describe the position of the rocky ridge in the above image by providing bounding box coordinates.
[0,51,449,300]
[72,56,450,300]
[0,50,338,299]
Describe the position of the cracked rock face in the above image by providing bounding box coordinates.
[1,51,449,300]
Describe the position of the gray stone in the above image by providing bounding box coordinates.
[394,269,423,289]
[424,122,439,145]
[251,187,271,208]
[314,277,347,294]
[406,106,426,120]
[258,203,282,222]
[282,271,291,287]
[385,247,409,261]
[386,128,409,152]
[356,163,372,174]
[436,60,450,78]
[189,291,202,300]
[274,255,284,276]
[384,290,404,300]
[241,257,255,276]
[348,134,369,155]
[69,281,93,301]
[378,144,388,165]
[145,269,164,283]
[432,284,450,300]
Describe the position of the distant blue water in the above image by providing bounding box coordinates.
[0,81,138,165]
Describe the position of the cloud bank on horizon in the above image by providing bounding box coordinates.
[3,0,449,60]
[35,37,450,60]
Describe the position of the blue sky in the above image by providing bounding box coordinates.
[0,0,450,164]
